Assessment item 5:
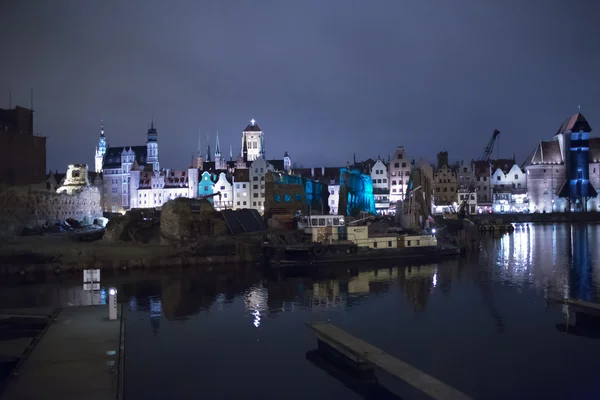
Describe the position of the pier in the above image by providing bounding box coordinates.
[1,306,123,400]
[307,321,472,400]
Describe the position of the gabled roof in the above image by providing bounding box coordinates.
[103,145,147,168]
[243,123,262,132]
[556,112,592,135]
[491,159,515,174]
[526,140,563,165]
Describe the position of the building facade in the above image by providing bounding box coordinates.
[490,160,528,213]
[388,146,412,203]
[371,158,390,213]
[433,164,457,206]
[524,112,600,213]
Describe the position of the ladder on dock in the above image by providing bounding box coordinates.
[307,321,472,400]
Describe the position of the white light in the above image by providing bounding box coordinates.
[109,288,117,296]
[250,118,256,125]
[432,228,437,234]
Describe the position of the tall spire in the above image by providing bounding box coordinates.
[259,134,265,158]
[229,144,233,161]
[242,133,248,163]
[215,130,221,157]
[206,132,211,162]
[100,118,105,137]
[197,129,202,156]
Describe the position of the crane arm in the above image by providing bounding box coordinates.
[480,129,500,162]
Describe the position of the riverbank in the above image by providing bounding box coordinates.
[472,211,600,224]
[0,233,264,276]
[0,306,122,400]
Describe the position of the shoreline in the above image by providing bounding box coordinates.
[0,234,263,276]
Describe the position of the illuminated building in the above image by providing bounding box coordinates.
[491,160,528,213]
[388,146,412,203]
[371,158,390,213]
[338,167,376,215]
[524,112,600,212]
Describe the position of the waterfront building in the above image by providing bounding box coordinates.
[456,160,474,190]
[490,159,528,213]
[524,112,600,212]
[388,146,412,203]
[232,169,250,210]
[472,160,492,212]
[433,161,457,206]
[338,167,376,216]
[213,172,233,210]
[293,167,341,215]
[457,189,477,215]
[371,158,390,214]
[249,157,274,213]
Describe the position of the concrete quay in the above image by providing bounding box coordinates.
[1,305,123,400]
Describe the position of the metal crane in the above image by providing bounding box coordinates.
[457,129,500,219]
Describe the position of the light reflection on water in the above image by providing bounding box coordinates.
[0,223,599,399]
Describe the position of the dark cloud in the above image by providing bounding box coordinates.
[1,0,599,171]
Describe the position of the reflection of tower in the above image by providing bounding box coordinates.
[568,224,593,301]
[244,285,267,328]
[149,296,162,335]
[94,119,108,173]
[401,265,436,312]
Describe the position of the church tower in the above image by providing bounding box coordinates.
[95,119,108,173]
[241,119,264,162]
[206,132,211,162]
[196,129,204,169]
[146,120,159,171]
[214,130,225,170]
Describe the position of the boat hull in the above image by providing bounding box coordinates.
[264,244,460,267]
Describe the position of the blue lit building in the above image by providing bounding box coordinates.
[198,171,214,203]
[556,114,597,211]
[338,167,376,216]
[524,112,600,212]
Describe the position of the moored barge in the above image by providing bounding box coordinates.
[263,215,459,267]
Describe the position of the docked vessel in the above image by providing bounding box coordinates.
[262,214,459,267]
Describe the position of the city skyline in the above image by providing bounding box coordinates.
[2,0,600,171]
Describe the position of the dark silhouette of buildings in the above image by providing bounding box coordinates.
[0,106,46,186]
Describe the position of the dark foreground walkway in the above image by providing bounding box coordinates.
[1,305,123,400]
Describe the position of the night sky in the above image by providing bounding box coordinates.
[1,0,599,172]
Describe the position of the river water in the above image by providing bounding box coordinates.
[1,223,600,399]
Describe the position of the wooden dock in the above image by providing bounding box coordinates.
[307,321,472,400]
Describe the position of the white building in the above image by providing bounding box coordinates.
[491,162,528,213]
[213,172,233,210]
[249,157,275,213]
[371,158,390,213]
[388,146,412,203]
[99,121,161,213]
[233,169,250,210]
[242,119,264,162]
[94,120,108,173]
[129,168,198,209]
[457,189,477,215]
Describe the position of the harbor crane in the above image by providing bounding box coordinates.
[457,129,500,219]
